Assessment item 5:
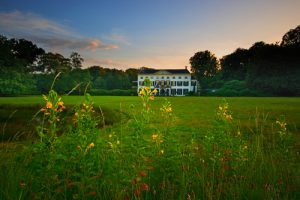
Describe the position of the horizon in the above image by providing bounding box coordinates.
[1,0,300,70]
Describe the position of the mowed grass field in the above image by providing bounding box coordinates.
[1,96,299,139]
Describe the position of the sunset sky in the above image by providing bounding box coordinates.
[1,0,299,69]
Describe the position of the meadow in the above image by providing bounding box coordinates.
[0,91,299,199]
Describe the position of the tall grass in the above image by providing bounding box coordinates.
[0,88,299,199]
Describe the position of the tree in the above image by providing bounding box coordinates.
[70,52,84,70]
[189,50,218,80]
[281,25,300,46]
[36,53,71,74]
[220,48,249,80]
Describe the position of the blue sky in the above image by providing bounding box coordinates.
[1,0,300,69]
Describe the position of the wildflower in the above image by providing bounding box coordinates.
[145,87,150,92]
[134,189,141,196]
[138,170,147,177]
[150,95,155,100]
[108,142,113,149]
[151,134,158,140]
[89,143,95,148]
[152,89,158,93]
[109,134,113,138]
[46,101,52,109]
[166,107,172,113]
[140,182,150,191]
[147,166,154,170]
[58,101,64,106]
[20,180,25,189]
[160,149,164,154]
[40,108,46,112]
[54,108,58,112]
[144,157,152,162]
[139,89,145,96]
[76,145,82,150]
[116,140,120,145]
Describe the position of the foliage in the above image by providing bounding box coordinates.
[189,50,218,80]
[0,70,37,96]
[281,25,300,47]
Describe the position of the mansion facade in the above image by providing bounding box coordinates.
[137,68,199,96]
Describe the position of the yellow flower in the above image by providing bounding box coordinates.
[166,107,172,113]
[116,140,120,145]
[145,87,150,91]
[219,106,223,110]
[109,134,113,138]
[152,89,158,93]
[89,143,95,148]
[108,142,113,149]
[46,101,52,109]
[139,89,145,96]
[152,134,158,140]
[160,149,164,154]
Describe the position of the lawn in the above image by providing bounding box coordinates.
[0,94,300,199]
[1,96,299,140]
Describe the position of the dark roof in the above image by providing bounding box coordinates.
[138,68,190,75]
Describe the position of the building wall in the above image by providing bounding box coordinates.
[137,73,197,96]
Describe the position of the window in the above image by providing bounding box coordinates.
[161,76,164,79]
[171,89,176,95]
[167,76,170,79]
[166,80,170,86]
[177,81,182,86]
[139,81,144,86]
[183,89,189,95]
[172,76,176,79]
[156,80,160,86]
[185,76,188,79]
[156,76,159,79]
[177,89,182,95]
[150,76,153,79]
[145,76,148,79]
[183,81,189,86]
[171,81,176,86]
[140,76,144,79]
[178,76,182,79]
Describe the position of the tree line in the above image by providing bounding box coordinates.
[190,25,300,96]
[1,25,299,96]
[0,35,138,96]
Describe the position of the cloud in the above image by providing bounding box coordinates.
[0,11,118,51]
[108,33,131,45]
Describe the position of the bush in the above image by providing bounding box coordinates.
[89,89,136,96]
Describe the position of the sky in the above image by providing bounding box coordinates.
[0,0,300,70]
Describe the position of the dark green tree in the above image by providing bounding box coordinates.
[36,53,71,74]
[189,50,219,90]
[70,52,84,70]
[220,48,249,80]
[281,25,300,46]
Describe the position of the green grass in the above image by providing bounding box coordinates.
[1,96,299,141]
[0,94,300,199]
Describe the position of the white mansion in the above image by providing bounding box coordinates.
[137,68,199,96]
